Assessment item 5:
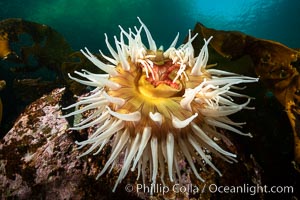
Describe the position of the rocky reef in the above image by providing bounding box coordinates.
[0,87,263,200]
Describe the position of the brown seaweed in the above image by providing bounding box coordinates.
[192,23,300,165]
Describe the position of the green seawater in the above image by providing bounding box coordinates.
[0,0,299,52]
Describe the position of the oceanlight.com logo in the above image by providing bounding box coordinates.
[124,183,294,196]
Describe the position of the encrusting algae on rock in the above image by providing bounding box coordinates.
[62,17,258,193]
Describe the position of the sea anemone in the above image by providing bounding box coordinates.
[63,17,258,192]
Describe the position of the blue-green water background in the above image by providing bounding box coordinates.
[1,0,299,52]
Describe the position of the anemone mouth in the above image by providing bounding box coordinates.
[138,74,183,98]
[137,58,185,98]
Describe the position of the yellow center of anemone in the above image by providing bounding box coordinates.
[107,55,212,138]
[138,74,181,98]
[108,62,173,131]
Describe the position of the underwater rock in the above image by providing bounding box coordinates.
[0,88,114,199]
[0,87,149,199]
[0,87,263,200]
